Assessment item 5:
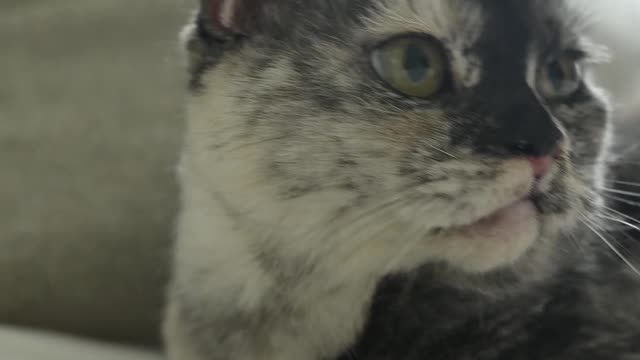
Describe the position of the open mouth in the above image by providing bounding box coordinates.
[458,199,538,238]
[422,160,553,272]
[438,197,541,272]
[453,173,549,239]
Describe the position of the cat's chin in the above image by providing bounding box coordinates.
[432,199,540,274]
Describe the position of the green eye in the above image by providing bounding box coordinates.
[371,36,447,98]
[538,53,583,98]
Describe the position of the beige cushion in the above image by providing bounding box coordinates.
[0,326,161,360]
[0,0,186,345]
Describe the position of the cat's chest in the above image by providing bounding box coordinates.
[267,274,381,360]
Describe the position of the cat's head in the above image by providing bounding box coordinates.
[182,0,610,285]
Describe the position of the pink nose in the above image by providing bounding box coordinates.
[528,156,554,178]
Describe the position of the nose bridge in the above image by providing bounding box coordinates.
[473,83,564,158]
[501,86,562,157]
[459,0,564,158]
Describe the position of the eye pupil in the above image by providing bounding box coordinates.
[547,61,565,88]
[538,54,582,98]
[371,36,446,98]
[404,44,430,83]
[547,61,568,90]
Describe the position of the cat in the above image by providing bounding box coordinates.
[164,0,640,359]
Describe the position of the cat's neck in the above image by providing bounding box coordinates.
[174,158,383,360]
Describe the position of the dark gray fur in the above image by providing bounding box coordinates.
[171,0,640,359]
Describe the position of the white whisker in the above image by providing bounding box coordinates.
[579,214,640,278]
[597,214,640,232]
[601,187,640,199]
[427,144,458,160]
[605,160,640,166]
[604,179,640,188]
[598,204,640,227]
[600,193,640,208]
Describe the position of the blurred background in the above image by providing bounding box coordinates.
[0,0,188,347]
[0,0,639,357]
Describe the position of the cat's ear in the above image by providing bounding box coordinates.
[182,0,265,89]
[199,0,262,37]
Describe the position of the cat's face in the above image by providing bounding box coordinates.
[184,0,609,280]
